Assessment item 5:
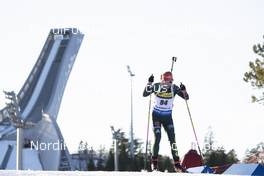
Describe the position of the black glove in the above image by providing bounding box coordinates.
[148,74,154,83]
[180,83,186,91]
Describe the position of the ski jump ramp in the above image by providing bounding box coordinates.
[0,28,84,171]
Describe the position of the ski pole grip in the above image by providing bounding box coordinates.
[171,57,177,72]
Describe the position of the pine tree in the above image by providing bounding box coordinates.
[244,36,264,103]
[87,158,96,171]
[105,149,114,171]
[227,149,239,164]
[87,147,96,171]
[118,136,130,171]
[97,146,106,170]
[203,127,239,166]
[162,156,175,172]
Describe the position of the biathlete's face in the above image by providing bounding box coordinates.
[160,75,173,84]
[161,80,173,85]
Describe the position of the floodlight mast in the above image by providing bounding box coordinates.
[3,91,35,170]
[126,65,135,159]
[111,126,120,171]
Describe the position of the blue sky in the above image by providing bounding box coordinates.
[0,0,264,160]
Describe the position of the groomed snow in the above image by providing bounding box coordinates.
[0,170,239,176]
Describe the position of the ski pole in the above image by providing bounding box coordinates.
[171,57,177,72]
[169,56,181,155]
[170,57,203,160]
[183,95,203,160]
[144,95,152,170]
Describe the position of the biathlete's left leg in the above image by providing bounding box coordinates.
[163,116,186,172]
[151,112,162,171]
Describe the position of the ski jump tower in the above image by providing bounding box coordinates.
[0,28,84,170]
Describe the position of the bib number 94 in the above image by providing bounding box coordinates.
[160,99,168,105]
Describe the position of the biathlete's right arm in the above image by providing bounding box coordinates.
[143,74,154,97]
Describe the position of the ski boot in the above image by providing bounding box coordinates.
[174,161,187,173]
[151,156,158,171]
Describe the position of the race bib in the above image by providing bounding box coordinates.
[154,94,174,111]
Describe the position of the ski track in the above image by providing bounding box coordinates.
[0,171,238,176]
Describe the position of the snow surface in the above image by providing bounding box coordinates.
[0,171,239,176]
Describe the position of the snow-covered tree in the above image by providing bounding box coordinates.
[203,126,215,152]
[244,142,264,164]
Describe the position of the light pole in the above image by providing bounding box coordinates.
[127,65,135,159]
[4,91,35,170]
[111,126,121,171]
